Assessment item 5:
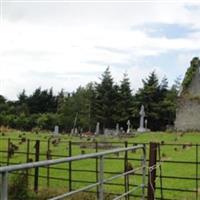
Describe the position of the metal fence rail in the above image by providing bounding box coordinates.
[1,138,199,200]
[0,144,146,200]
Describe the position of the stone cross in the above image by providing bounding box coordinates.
[137,105,146,132]
[127,120,131,133]
[139,105,145,129]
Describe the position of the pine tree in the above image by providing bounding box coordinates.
[134,71,161,130]
[117,73,133,129]
[94,67,118,130]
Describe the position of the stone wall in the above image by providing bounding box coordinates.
[175,99,200,131]
[175,66,200,131]
[187,67,200,96]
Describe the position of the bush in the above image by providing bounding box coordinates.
[9,171,36,200]
[36,113,59,130]
[182,57,200,90]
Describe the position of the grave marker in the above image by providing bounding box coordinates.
[54,125,59,135]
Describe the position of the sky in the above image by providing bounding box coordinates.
[1,0,200,100]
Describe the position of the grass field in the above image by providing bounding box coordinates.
[1,130,200,199]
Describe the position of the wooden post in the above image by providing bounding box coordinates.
[34,140,40,193]
[26,139,30,185]
[68,141,72,191]
[147,142,158,200]
[158,144,163,200]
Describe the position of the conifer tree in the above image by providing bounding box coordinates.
[134,71,161,130]
[94,67,118,130]
[117,73,133,128]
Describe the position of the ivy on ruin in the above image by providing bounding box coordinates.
[182,57,200,91]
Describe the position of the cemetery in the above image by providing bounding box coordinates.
[1,58,200,200]
[0,130,200,200]
[3,1,200,199]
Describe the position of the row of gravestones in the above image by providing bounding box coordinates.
[53,105,150,135]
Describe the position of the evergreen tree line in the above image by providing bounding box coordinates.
[0,67,181,132]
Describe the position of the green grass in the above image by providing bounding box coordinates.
[1,130,200,199]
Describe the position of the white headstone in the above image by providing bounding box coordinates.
[95,122,100,135]
[54,125,59,135]
[115,123,119,135]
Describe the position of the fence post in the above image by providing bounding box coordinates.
[26,139,30,185]
[7,138,10,166]
[196,144,199,200]
[142,144,146,200]
[96,141,99,199]
[124,141,129,200]
[68,141,72,192]
[147,142,158,200]
[1,172,8,200]
[99,155,104,200]
[158,144,163,200]
[34,140,40,193]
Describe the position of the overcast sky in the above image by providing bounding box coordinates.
[1,0,200,100]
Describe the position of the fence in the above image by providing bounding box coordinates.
[0,144,146,200]
[0,137,200,199]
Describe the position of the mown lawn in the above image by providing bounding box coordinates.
[1,130,200,199]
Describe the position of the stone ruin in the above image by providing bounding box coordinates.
[175,57,200,131]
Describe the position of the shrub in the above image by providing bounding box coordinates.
[9,171,36,200]
[182,57,200,91]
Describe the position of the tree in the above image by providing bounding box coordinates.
[134,71,162,130]
[94,67,118,130]
[27,87,57,114]
[18,89,27,104]
[117,73,133,129]
[134,71,178,130]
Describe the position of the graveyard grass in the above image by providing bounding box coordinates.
[1,131,200,199]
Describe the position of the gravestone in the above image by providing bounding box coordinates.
[145,119,148,129]
[74,128,78,135]
[104,129,115,135]
[120,127,125,134]
[54,125,59,135]
[95,122,100,135]
[175,57,200,131]
[137,105,146,132]
[115,123,119,135]
[127,120,131,133]
[144,119,150,132]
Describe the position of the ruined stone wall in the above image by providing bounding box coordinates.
[175,66,200,131]
[175,99,200,131]
[187,67,200,96]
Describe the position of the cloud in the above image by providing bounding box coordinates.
[1,2,200,99]
[133,23,198,39]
